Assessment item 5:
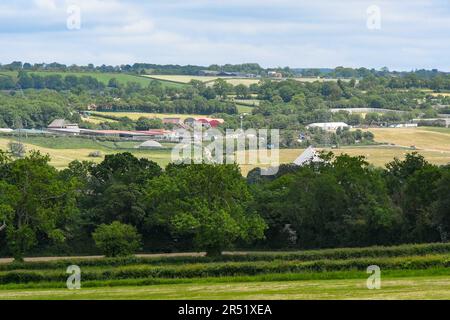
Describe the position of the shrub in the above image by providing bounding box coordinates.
[92,222,142,257]
[88,151,102,158]
[8,142,26,158]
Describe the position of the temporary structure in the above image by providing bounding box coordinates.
[293,146,322,166]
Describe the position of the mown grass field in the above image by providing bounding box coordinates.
[144,75,349,86]
[238,147,449,176]
[364,127,450,152]
[144,75,262,86]
[91,111,206,121]
[0,136,174,169]
[0,243,449,300]
[1,276,449,300]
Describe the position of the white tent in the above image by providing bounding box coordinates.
[136,140,163,149]
[293,146,322,166]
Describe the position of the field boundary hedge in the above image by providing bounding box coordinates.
[0,254,449,285]
[1,242,449,271]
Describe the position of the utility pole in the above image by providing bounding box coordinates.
[240,113,248,131]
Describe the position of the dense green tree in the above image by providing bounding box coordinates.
[146,164,267,256]
[0,152,78,261]
[93,221,142,257]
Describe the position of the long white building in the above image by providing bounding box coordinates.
[306,122,350,131]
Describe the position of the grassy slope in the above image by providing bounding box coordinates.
[92,111,207,121]
[1,275,449,300]
[364,127,450,152]
[1,71,185,88]
[0,137,174,169]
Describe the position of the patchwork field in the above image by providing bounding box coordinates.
[0,243,449,300]
[1,127,448,173]
[0,137,174,169]
[144,75,350,86]
[364,127,450,152]
[144,75,262,86]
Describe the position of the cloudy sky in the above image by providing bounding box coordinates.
[0,0,449,70]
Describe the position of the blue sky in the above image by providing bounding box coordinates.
[0,0,449,70]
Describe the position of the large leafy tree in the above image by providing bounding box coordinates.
[253,153,398,249]
[82,153,162,232]
[0,152,78,261]
[146,163,267,256]
[385,153,442,242]
[432,169,450,241]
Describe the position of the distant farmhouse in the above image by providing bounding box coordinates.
[183,117,225,128]
[306,122,350,132]
[268,71,283,78]
[46,119,180,141]
[198,70,258,78]
[162,117,183,125]
[47,119,81,135]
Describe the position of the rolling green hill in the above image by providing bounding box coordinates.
[1,71,186,88]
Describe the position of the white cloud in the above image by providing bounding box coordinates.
[0,0,448,70]
[34,0,57,10]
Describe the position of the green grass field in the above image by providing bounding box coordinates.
[1,276,449,300]
[1,71,185,88]
[0,243,449,300]
[0,136,174,169]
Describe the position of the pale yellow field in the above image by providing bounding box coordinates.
[364,127,450,152]
[0,138,104,168]
[83,116,118,124]
[92,112,205,121]
[237,147,449,176]
[0,138,173,169]
[145,75,353,87]
[145,75,264,86]
[220,78,261,86]
[2,127,448,174]
[144,75,221,83]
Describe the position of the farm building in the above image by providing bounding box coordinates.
[268,71,283,78]
[162,118,182,125]
[135,140,163,149]
[183,117,225,128]
[389,123,418,128]
[78,129,178,141]
[307,122,350,131]
[47,119,80,135]
[293,146,322,166]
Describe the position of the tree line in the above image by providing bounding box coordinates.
[0,151,448,260]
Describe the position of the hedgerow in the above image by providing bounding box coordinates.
[0,254,448,285]
[1,242,449,271]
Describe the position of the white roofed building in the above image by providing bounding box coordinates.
[306,122,350,131]
[293,146,322,166]
[136,140,163,149]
